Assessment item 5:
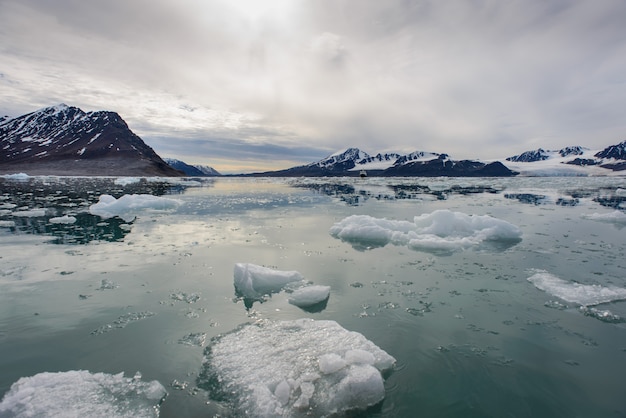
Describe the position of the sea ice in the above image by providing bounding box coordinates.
[528,270,626,306]
[199,318,395,417]
[330,209,522,252]
[0,370,167,418]
[288,285,331,308]
[114,177,142,186]
[234,263,304,300]
[583,211,626,225]
[89,194,181,222]
[11,208,47,217]
[49,214,77,224]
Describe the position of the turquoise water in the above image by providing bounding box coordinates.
[0,176,625,417]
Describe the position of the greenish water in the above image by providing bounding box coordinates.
[0,176,625,417]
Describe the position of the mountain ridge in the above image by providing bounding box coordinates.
[0,104,182,176]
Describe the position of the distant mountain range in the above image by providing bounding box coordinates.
[247,148,516,177]
[1,104,624,177]
[0,104,182,176]
[163,158,221,176]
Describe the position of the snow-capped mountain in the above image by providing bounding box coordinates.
[0,104,182,176]
[164,158,221,177]
[504,142,626,175]
[506,146,587,162]
[250,147,516,177]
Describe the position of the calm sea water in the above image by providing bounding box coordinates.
[1,176,625,417]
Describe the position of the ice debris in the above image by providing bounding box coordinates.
[0,370,167,418]
[199,318,395,417]
[49,214,77,224]
[234,263,304,301]
[528,270,626,306]
[91,312,156,335]
[330,209,522,253]
[89,194,181,222]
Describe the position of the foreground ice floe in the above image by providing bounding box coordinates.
[234,263,304,300]
[0,370,167,418]
[89,194,181,222]
[330,209,522,253]
[199,318,395,417]
[527,270,626,306]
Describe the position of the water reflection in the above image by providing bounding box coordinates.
[0,176,211,244]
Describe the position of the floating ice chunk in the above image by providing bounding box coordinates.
[89,194,181,222]
[319,353,347,374]
[0,370,167,418]
[49,214,77,224]
[114,177,142,186]
[12,208,47,217]
[288,285,331,308]
[528,270,626,306]
[199,318,395,417]
[583,211,626,225]
[233,263,304,300]
[330,210,522,253]
[0,220,15,227]
[3,173,29,180]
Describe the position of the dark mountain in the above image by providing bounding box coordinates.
[595,140,626,160]
[248,148,517,177]
[0,104,183,176]
[164,158,221,176]
[594,140,626,171]
[506,148,551,162]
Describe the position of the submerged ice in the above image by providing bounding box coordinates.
[199,318,395,417]
[330,209,522,252]
[528,270,626,306]
[0,370,166,418]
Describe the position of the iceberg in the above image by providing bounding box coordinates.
[0,370,167,418]
[330,209,522,253]
[199,318,395,417]
[89,194,181,222]
[528,270,626,306]
[234,263,304,301]
[288,285,331,309]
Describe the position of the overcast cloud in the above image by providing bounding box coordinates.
[1,0,625,172]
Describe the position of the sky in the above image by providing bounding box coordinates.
[1,0,625,173]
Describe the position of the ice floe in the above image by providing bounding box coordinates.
[582,210,626,225]
[199,318,395,417]
[49,214,77,224]
[330,209,522,253]
[0,370,166,418]
[288,285,331,309]
[234,263,304,301]
[527,270,626,306]
[89,194,181,222]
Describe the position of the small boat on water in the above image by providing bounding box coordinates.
[359,170,367,178]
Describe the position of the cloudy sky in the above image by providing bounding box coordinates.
[1,0,625,173]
